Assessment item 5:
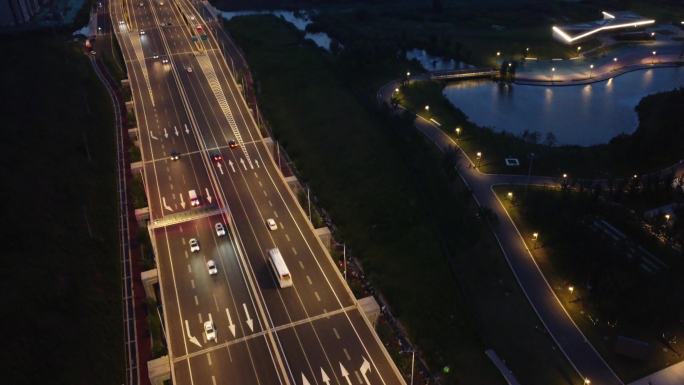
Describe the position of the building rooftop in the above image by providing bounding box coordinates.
[552,11,655,44]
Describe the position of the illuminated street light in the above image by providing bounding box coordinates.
[476,151,482,168]
[455,127,461,136]
[406,71,411,77]
[612,57,618,71]
[496,51,501,57]
[665,214,671,221]
[584,379,591,385]
[532,232,539,248]
[652,50,657,65]
[651,32,656,37]
[589,63,594,78]
[551,67,555,82]
[424,105,430,112]
[508,62,512,67]
[394,87,399,93]
[633,174,638,179]
[568,285,575,294]
[507,191,514,200]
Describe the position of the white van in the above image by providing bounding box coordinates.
[267,248,292,288]
[189,189,200,207]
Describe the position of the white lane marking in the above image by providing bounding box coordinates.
[340,363,352,385]
[302,373,312,385]
[321,368,331,385]
[354,371,363,384]
[207,352,212,366]
[184,123,190,134]
[179,193,186,209]
[248,158,254,169]
[185,250,189,259]
[162,197,174,212]
[150,131,159,140]
[228,160,236,172]
[343,348,351,361]
[190,279,195,288]
[211,375,217,385]
[285,234,291,242]
[163,127,168,138]
[291,247,298,255]
[217,162,224,175]
[314,292,321,302]
[298,260,304,269]
[194,295,198,306]
[243,303,254,332]
[212,294,219,311]
[174,125,179,136]
[187,264,192,273]
[333,328,340,340]
[306,275,312,285]
[258,180,263,187]
[263,189,268,197]
[225,308,236,337]
[273,210,278,218]
[360,357,372,385]
[239,158,247,170]
[184,319,201,347]
[198,313,202,323]
[279,222,285,230]
[254,159,260,168]
[205,187,213,204]
[268,200,273,207]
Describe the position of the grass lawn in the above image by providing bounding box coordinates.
[398,80,684,178]
[494,185,684,381]
[0,34,123,385]
[226,15,577,384]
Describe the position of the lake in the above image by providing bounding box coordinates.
[443,66,684,146]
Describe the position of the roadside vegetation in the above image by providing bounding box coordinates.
[494,184,684,380]
[0,34,122,385]
[226,15,578,384]
[398,81,684,178]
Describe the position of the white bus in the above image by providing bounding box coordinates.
[267,248,292,288]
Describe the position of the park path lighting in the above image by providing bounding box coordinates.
[507,191,514,203]
[476,151,482,168]
[455,127,461,136]
[612,57,618,71]
[532,232,539,249]
[424,105,430,112]
[652,51,657,65]
[576,46,582,56]
[651,32,656,38]
[584,379,591,385]
[394,87,399,93]
[406,71,411,78]
[551,67,556,82]
[589,64,594,79]
[633,174,638,179]
[496,51,501,57]
[665,214,671,222]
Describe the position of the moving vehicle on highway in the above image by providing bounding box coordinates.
[215,222,226,236]
[267,248,292,288]
[196,24,204,35]
[186,66,193,73]
[207,260,218,276]
[170,150,179,160]
[204,320,216,341]
[266,218,278,231]
[189,238,200,253]
[189,189,200,206]
[139,30,145,35]
[211,153,222,162]
[228,139,238,149]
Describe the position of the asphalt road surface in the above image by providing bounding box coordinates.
[107,1,407,384]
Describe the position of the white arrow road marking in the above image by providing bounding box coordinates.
[150,131,159,140]
[301,373,312,385]
[225,308,236,337]
[205,188,213,204]
[360,357,372,385]
[184,123,190,134]
[248,158,254,169]
[217,163,224,175]
[163,127,168,138]
[239,158,247,170]
[174,125,179,136]
[162,197,174,212]
[179,193,186,209]
[184,320,202,347]
[228,160,236,173]
[254,159,260,168]
[321,368,331,385]
[340,363,352,385]
[242,303,254,332]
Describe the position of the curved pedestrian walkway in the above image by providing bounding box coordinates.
[378,79,624,385]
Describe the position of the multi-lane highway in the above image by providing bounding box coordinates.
[107,0,406,384]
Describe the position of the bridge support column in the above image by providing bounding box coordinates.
[141,269,158,301]
[358,296,381,328]
[147,356,170,385]
[314,227,332,250]
[135,207,150,227]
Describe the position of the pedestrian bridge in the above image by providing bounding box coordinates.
[429,67,498,80]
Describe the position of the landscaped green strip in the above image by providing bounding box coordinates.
[0,34,122,385]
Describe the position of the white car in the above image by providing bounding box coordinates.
[215,222,226,236]
[152,54,159,59]
[186,66,193,73]
[207,260,218,275]
[266,218,278,231]
[139,30,146,35]
[189,238,200,252]
[162,58,169,64]
[204,320,216,341]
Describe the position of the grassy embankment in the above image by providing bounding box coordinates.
[494,185,684,381]
[398,81,684,178]
[226,15,578,385]
[0,34,122,384]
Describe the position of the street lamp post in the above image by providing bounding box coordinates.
[612,57,618,72]
[476,151,482,169]
[532,232,539,249]
[589,64,594,79]
[424,105,430,113]
[551,67,555,82]
[584,378,591,385]
[576,46,582,57]
[652,51,657,65]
